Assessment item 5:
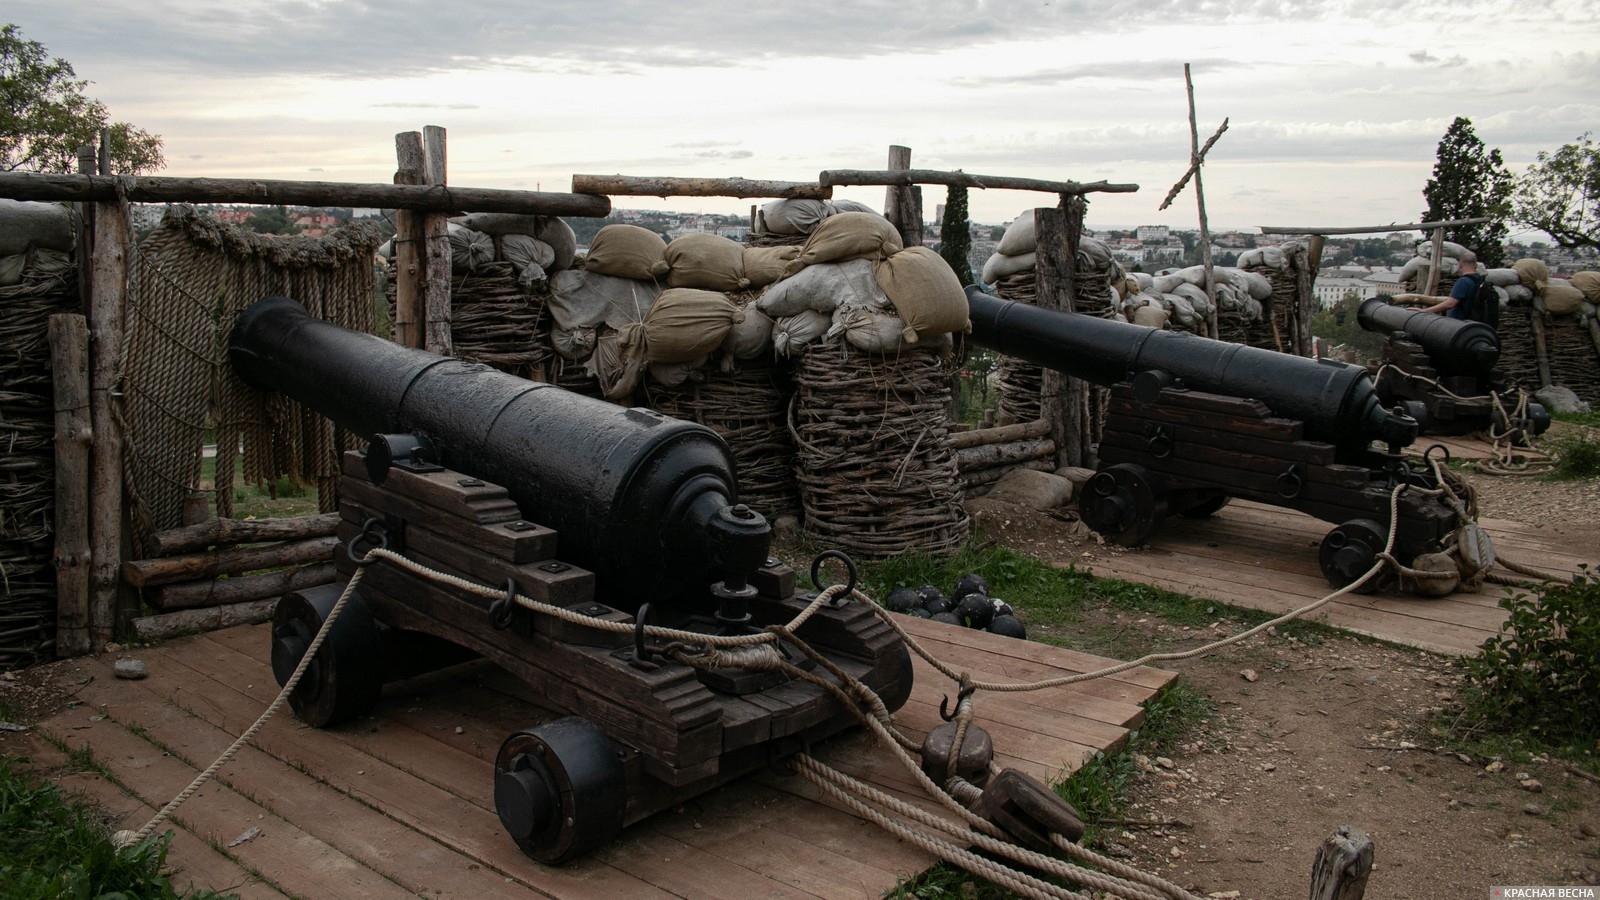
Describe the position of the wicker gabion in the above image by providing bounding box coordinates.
[451,261,552,380]
[642,355,801,522]
[0,252,80,669]
[1496,298,1600,405]
[993,272,1043,424]
[791,340,969,559]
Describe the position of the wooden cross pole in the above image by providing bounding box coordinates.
[1160,63,1229,338]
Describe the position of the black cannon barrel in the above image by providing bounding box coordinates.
[964,288,1418,450]
[1357,296,1499,377]
[229,297,768,612]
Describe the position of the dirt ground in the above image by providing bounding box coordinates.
[2,469,1597,900]
[971,467,1600,899]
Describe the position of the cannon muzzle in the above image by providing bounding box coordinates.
[230,297,768,614]
[1357,295,1499,377]
[964,287,1418,451]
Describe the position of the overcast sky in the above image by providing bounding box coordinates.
[10,1,1598,235]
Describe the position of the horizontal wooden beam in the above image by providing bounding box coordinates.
[819,169,1139,195]
[1258,217,1491,236]
[571,174,829,200]
[0,172,611,218]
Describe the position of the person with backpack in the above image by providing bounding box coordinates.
[1417,250,1488,322]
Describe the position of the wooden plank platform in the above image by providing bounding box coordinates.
[1075,497,1593,656]
[33,617,1174,899]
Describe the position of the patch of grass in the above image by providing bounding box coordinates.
[198,453,320,520]
[0,756,236,899]
[1545,427,1600,479]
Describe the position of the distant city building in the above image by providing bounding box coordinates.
[1136,225,1170,242]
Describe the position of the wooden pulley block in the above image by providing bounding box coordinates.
[920,721,993,785]
[968,768,1086,850]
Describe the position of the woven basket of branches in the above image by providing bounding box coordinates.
[791,340,969,559]
[642,355,801,521]
[0,255,81,668]
[993,272,1044,424]
[451,262,553,380]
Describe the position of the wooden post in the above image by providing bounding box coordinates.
[1309,825,1373,900]
[393,132,425,347]
[883,146,924,248]
[75,146,95,314]
[421,125,453,356]
[1036,204,1087,468]
[1529,312,1554,388]
[49,314,92,657]
[88,181,131,650]
[1423,226,1445,297]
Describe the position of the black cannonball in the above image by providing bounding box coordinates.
[916,583,946,606]
[990,597,1014,619]
[930,611,962,626]
[885,587,920,614]
[956,593,995,630]
[951,573,990,603]
[909,607,933,619]
[988,614,1027,640]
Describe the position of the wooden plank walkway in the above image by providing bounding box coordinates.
[32,617,1174,899]
[1075,497,1593,656]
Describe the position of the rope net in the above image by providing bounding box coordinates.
[122,206,381,551]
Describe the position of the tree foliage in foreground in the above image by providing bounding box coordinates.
[1421,116,1512,267]
[0,23,164,174]
[1512,132,1600,252]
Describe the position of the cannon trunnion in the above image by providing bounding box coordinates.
[965,288,1473,591]
[1357,296,1549,440]
[232,298,913,863]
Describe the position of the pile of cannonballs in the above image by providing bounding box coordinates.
[883,573,1027,639]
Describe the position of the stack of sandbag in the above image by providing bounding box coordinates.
[0,199,76,289]
[979,214,1123,316]
[1397,239,1472,296]
[451,213,578,289]
[547,224,668,399]
[1489,260,1600,407]
[747,197,882,247]
[1238,239,1310,353]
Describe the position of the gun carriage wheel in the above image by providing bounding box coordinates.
[494,716,626,864]
[1318,519,1391,593]
[270,584,385,727]
[1079,463,1168,546]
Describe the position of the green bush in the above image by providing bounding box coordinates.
[1463,568,1600,747]
[1547,428,1600,479]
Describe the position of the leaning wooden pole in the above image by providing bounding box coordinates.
[1423,226,1446,297]
[88,177,131,649]
[49,314,92,657]
[394,132,425,348]
[1185,64,1219,339]
[883,145,924,249]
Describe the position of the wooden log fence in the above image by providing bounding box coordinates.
[49,314,92,657]
[571,174,829,200]
[950,420,1056,496]
[144,513,340,557]
[121,536,338,590]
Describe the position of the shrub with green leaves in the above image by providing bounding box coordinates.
[1464,568,1600,747]
[1547,427,1600,479]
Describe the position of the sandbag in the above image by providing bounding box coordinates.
[1484,267,1521,288]
[1569,271,1600,303]
[0,199,76,256]
[0,253,25,287]
[757,199,830,235]
[499,234,556,272]
[788,212,902,274]
[998,212,1037,256]
[1512,258,1550,292]
[829,307,911,354]
[1151,273,1185,294]
[758,259,886,317]
[1543,280,1584,315]
[1171,283,1209,310]
[1258,246,1285,270]
[1167,294,1200,330]
[453,212,541,236]
[583,224,668,280]
[1236,248,1264,268]
[648,355,709,388]
[1175,265,1208,287]
[723,300,774,360]
[626,288,744,364]
[589,331,643,402]
[1413,239,1470,259]
[981,251,1035,284]
[663,233,749,291]
[1130,271,1154,291]
[743,245,802,289]
[772,310,832,358]
[1228,268,1274,301]
[537,217,579,271]
[1076,237,1114,273]
[1132,304,1171,329]
[872,247,970,344]
[826,199,879,216]
[549,268,660,332]
[551,325,597,361]
[1505,283,1534,303]
[447,223,495,274]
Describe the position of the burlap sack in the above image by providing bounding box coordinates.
[0,199,75,256]
[626,288,745,364]
[981,251,1034,284]
[723,300,774,360]
[788,212,903,274]
[998,212,1038,256]
[499,234,555,272]
[1542,280,1585,315]
[872,247,970,344]
[773,310,832,358]
[1512,258,1551,292]
[1132,304,1171,329]
[759,259,887,317]
[663,233,749,291]
[757,199,829,235]
[447,223,495,274]
[1484,267,1521,288]
[583,224,668,280]
[1569,271,1600,303]
[549,268,660,331]
[743,246,802,289]
[829,307,911,354]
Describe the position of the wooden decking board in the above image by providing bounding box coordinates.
[901,616,1174,692]
[36,615,1169,898]
[1075,496,1593,655]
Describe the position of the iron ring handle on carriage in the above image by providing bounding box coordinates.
[346,517,389,567]
[488,578,518,631]
[810,549,858,600]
